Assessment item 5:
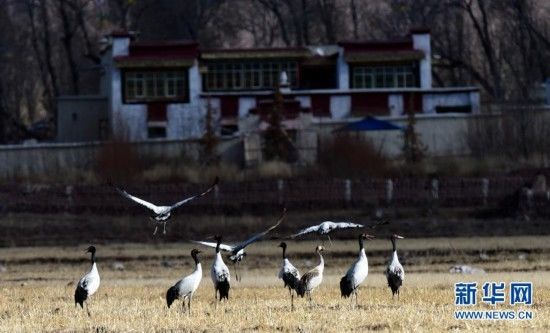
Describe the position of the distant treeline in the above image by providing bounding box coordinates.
[1,0,550,142]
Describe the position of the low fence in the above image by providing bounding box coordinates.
[0,176,546,215]
[0,138,243,179]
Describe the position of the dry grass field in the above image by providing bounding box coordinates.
[1,237,549,332]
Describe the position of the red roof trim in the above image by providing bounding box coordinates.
[201,46,309,53]
[125,41,199,58]
[339,39,414,52]
[132,40,198,47]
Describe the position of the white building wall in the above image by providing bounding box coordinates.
[388,94,404,116]
[412,32,432,89]
[330,95,351,119]
[108,42,205,141]
[295,95,312,108]
[188,60,202,105]
[107,36,149,140]
[423,93,473,114]
[238,97,256,118]
[167,104,204,139]
[336,48,350,90]
[116,104,147,140]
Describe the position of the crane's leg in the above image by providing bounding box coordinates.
[85,302,91,317]
[327,235,333,247]
[397,289,400,301]
[291,292,295,312]
[163,222,167,235]
[236,262,242,282]
[355,289,359,308]
[182,297,186,314]
[153,225,158,235]
[188,297,192,316]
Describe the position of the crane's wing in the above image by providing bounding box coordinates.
[234,208,286,251]
[169,177,219,210]
[290,225,320,238]
[191,240,233,252]
[113,186,160,212]
[333,222,364,229]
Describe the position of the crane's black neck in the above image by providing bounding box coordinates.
[192,252,200,265]
[358,235,364,251]
[391,237,397,252]
[90,251,96,264]
[281,245,287,259]
[216,238,221,253]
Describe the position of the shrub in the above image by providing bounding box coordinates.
[317,134,393,178]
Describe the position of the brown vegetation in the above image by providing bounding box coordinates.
[0,238,549,332]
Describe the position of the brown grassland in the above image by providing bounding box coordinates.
[0,237,549,332]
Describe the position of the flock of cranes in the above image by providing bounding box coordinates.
[74,179,406,316]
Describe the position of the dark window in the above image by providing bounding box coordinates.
[124,70,188,103]
[148,126,166,138]
[435,105,471,113]
[204,60,298,91]
[351,64,417,89]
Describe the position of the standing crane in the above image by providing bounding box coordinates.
[211,235,231,302]
[278,242,300,311]
[296,245,325,306]
[166,249,203,314]
[339,234,375,308]
[385,234,405,300]
[74,246,100,316]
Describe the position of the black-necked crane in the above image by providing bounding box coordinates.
[385,234,405,300]
[340,233,375,308]
[296,245,325,306]
[74,246,100,316]
[210,235,231,302]
[278,242,300,311]
[112,177,218,235]
[193,208,285,281]
[166,249,203,314]
[290,220,387,245]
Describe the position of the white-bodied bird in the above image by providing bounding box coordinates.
[385,234,405,300]
[112,177,218,234]
[278,242,300,311]
[193,208,286,281]
[290,221,363,245]
[166,249,203,314]
[296,245,325,306]
[340,233,375,307]
[211,235,231,301]
[74,246,100,316]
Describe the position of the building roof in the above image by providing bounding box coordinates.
[114,40,198,68]
[345,50,424,63]
[110,31,427,67]
[200,47,311,60]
